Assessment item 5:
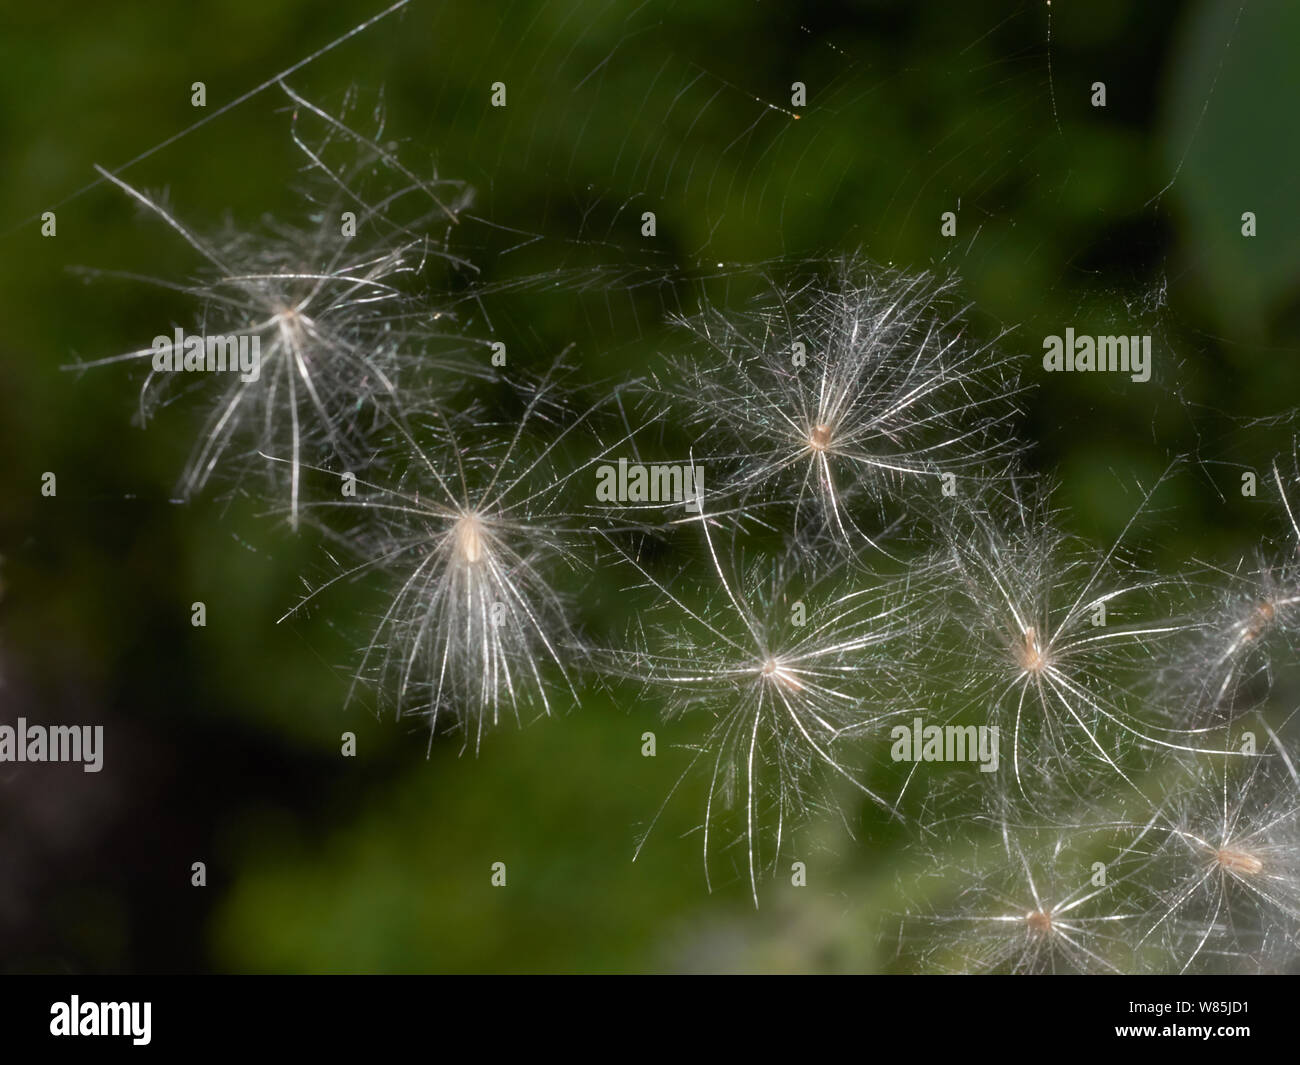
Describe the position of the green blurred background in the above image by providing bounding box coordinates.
[1,0,1298,972]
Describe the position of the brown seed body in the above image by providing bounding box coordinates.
[1243,600,1277,642]
[455,513,485,565]
[1216,847,1263,876]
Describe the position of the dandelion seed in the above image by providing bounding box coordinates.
[657,258,1025,551]
[605,506,926,905]
[940,477,1216,804]
[280,370,611,752]
[1170,457,1300,720]
[901,818,1158,974]
[65,92,477,526]
[1141,726,1300,973]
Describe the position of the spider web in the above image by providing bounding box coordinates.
[17,2,1276,382]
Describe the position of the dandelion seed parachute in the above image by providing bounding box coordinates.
[282,369,616,752]
[900,818,1160,974]
[1140,729,1300,973]
[1165,456,1300,722]
[655,258,1027,554]
[66,89,478,527]
[937,479,1212,808]
[605,508,932,905]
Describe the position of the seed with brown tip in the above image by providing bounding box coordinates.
[1016,626,1048,674]
[1243,600,1277,642]
[1216,847,1263,876]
